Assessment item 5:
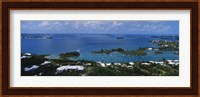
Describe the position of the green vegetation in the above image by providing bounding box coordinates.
[151,40,179,51]
[60,51,80,58]
[91,48,147,56]
[21,54,179,76]
[21,54,49,76]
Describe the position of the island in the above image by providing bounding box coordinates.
[21,34,53,39]
[91,48,147,56]
[116,37,124,39]
[151,40,179,51]
[60,51,80,58]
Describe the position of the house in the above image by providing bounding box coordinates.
[127,66,133,68]
[106,63,111,66]
[147,48,153,50]
[85,63,92,66]
[56,65,85,73]
[21,53,32,59]
[142,62,150,65]
[149,61,155,63]
[167,60,179,66]
[155,61,164,65]
[97,62,106,67]
[121,64,127,67]
[100,63,106,67]
[21,56,29,59]
[114,63,121,65]
[24,65,39,71]
[24,53,31,56]
[129,62,134,65]
[41,61,51,65]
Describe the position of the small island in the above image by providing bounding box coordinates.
[60,51,80,58]
[116,37,124,39]
[150,40,179,51]
[21,34,53,39]
[91,48,147,56]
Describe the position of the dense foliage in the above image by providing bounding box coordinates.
[91,48,147,56]
[21,55,179,76]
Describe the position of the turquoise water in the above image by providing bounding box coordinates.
[21,34,179,62]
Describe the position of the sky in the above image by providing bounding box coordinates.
[21,20,179,35]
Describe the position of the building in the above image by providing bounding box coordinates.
[85,63,92,66]
[56,65,85,73]
[142,62,150,65]
[147,48,153,50]
[24,65,39,71]
[114,63,121,65]
[41,61,51,65]
[97,62,106,67]
[21,53,32,59]
[106,63,111,66]
[129,62,134,65]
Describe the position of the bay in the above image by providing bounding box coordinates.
[21,34,179,63]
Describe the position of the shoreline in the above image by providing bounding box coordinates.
[21,53,179,76]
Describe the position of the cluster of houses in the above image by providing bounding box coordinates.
[22,53,179,75]
[21,53,32,59]
[23,60,52,72]
[166,60,179,66]
[95,60,179,68]
[24,65,39,72]
[56,65,84,73]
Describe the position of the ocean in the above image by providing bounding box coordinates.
[21,34,179,63]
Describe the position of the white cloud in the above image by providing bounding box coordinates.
[129,22,171,32]
[112,21,122,27]
[71,21,122,30]
[39,21,49,27]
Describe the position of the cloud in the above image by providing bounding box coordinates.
[70,21,123,31]
[21,20,178,34]
[129,21,173,33]
[39,21,49,27]
[112,21,122,27]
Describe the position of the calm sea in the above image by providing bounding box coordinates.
[21,34,179,63]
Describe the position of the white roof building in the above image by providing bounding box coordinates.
[106,63,111,66]
[114,63,121,65]
[100,63,106,67]
[147,48,153,50]
[129,62,134,65]
[85,63,92,66]
[97,62,106,67]
[24,65,39,71]
[167,60,179,66]
[149,61,155,63]
[142,63,150,65]
[24,53,31,56]
[155,61,164,65]
[21,56,30,59]
[41,61,51,65]
[127,66,133,68]
[56,65,85,72]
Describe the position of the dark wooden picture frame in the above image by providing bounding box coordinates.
[2,2,198,95]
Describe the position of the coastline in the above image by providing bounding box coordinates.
[21,52,179,76]
[21,34,179,76]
